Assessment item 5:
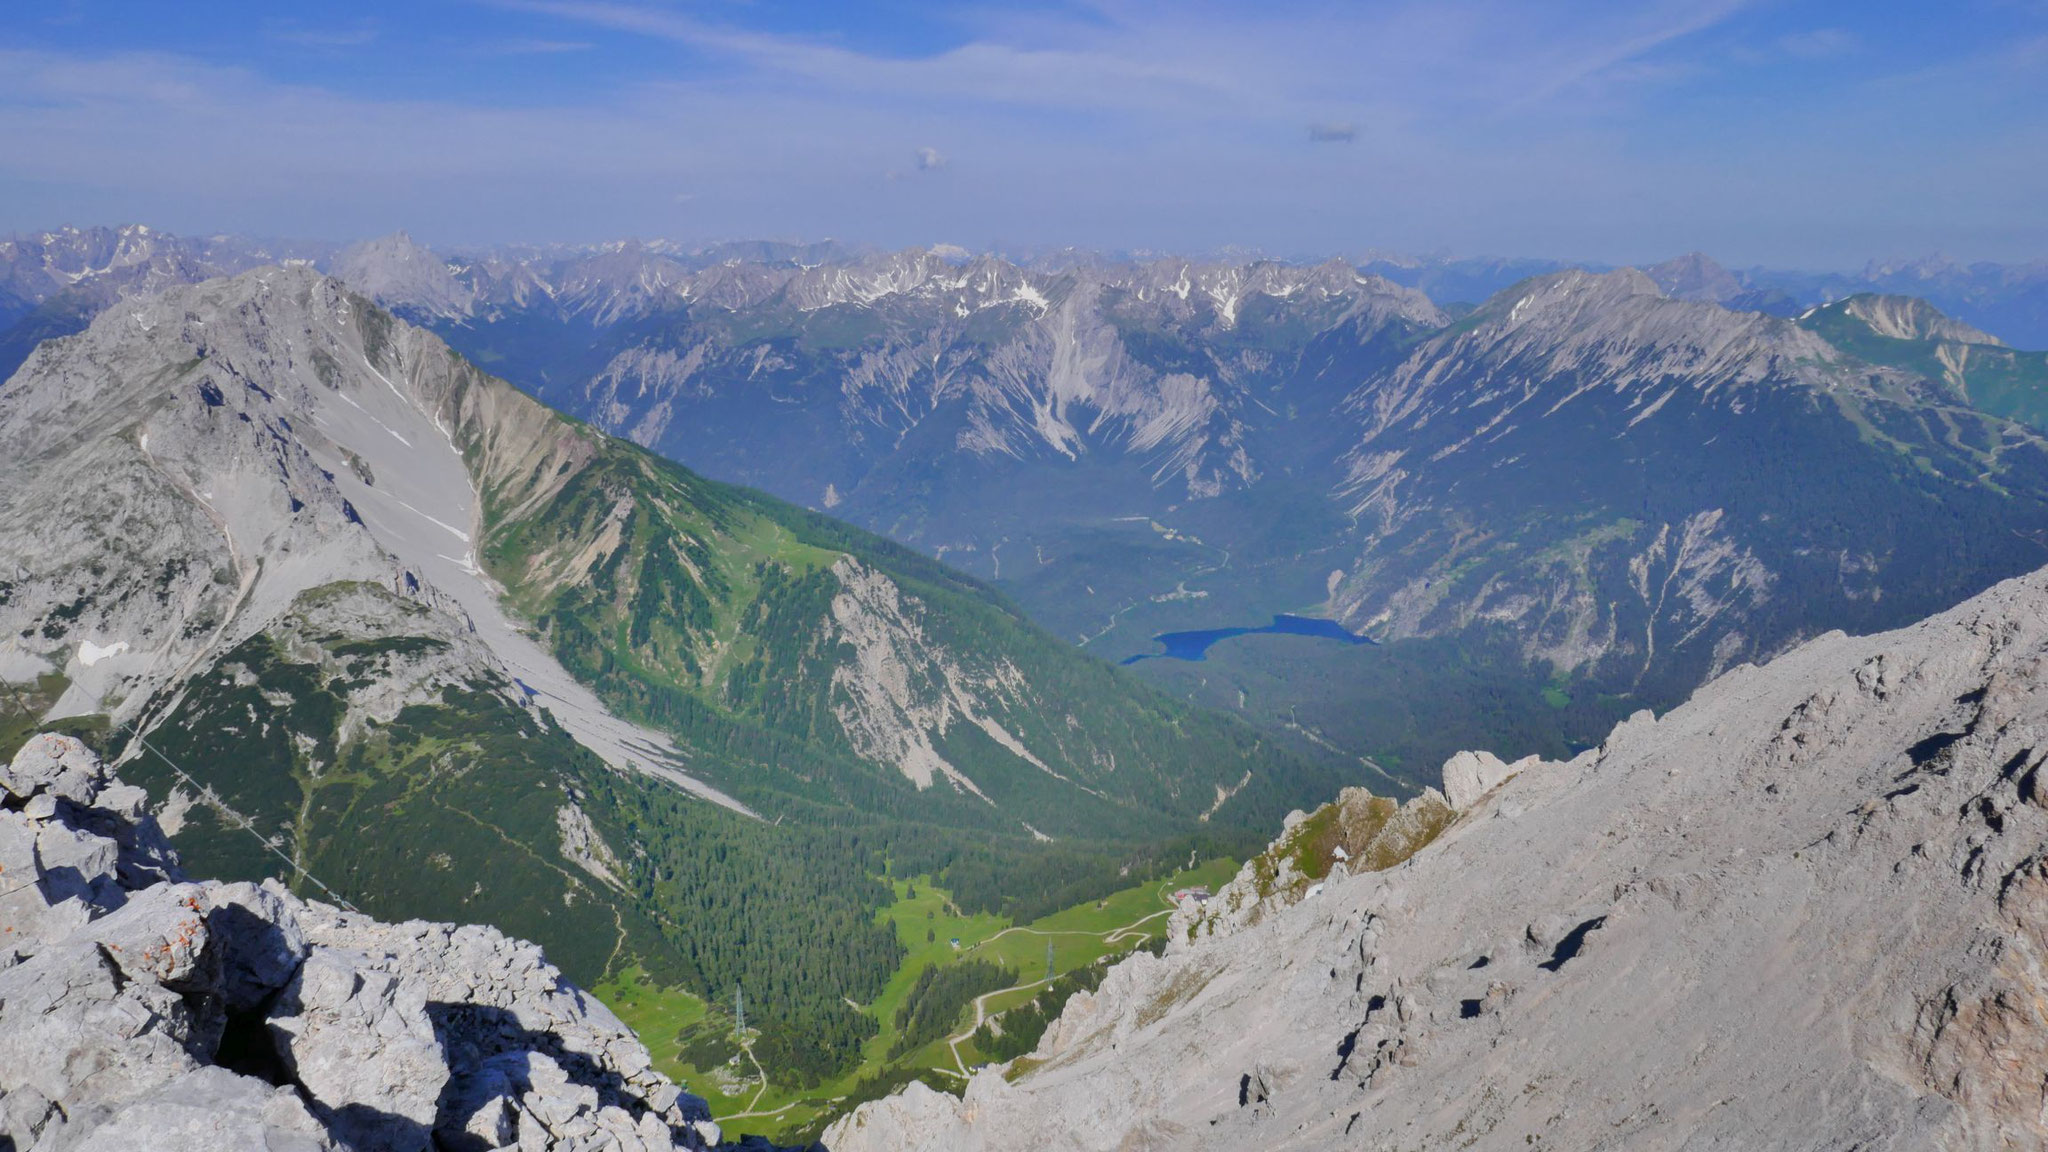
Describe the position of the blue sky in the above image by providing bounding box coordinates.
[1,0,2042,267]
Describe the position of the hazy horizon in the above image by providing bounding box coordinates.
[2,1,2043,267]
[8,221,2041,282]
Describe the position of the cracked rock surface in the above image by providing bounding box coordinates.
[0,733,716,1152]
[829,566,2048,1150]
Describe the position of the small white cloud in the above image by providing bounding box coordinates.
[1777,28,1859,59]
[1308,122,1357,143]
[916,146,946,171]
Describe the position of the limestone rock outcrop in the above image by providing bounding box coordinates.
[1174,786,1453,943]
[828,566,2048,1150]
[1438,748,1535,811]
[0,733,713,1152]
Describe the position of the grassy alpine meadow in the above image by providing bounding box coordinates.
[595,856,1240,1143]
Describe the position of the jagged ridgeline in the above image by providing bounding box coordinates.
[0,267,1335,1088]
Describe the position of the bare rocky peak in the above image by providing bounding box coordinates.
[542,242,697,323]
[332,231,477,322]
[829,562,2048,1151]
[454,250,561,314]
[1096,257,1446,331]
[1644,249,1744,302]
[0,223,175,285]
[1387,267,1841,404]
[1335,267,1832,464]
[0,265,737,808]
[1832,292,2006,346]
[0,224,288,313]
[1863,253,1970,283]
[780,248,1026,312]
[0,734,717,1151]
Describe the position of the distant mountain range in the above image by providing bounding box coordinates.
[1358,248,2048,349]
[5,225,2047,783]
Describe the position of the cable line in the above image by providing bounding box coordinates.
[3,677,360,912]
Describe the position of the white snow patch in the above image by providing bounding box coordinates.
[78,640,130,667]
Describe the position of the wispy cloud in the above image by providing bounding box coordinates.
[1497,0,1754,110]
[491,0,1256,114]
[265,21,381,50]
[0,2,2038,266]
[469,37,594,56]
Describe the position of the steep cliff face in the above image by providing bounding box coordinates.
[0,734,716,1152]
[829,563,2048,1151]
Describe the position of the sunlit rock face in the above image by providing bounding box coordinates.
[0,734,718,1152]
[830,565,2048,1151]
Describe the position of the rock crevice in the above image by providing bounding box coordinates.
[0,732,715,1152]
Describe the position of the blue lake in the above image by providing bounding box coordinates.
[1120,614,1377,665]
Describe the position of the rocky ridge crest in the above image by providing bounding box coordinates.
[0,732,716,1152]
[828,563,2048,1150]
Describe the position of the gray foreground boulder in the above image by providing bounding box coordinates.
[828,567,2048,1150]
[0,732,714,1151]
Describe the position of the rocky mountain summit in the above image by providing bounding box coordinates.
[0,226,329,381]
[0,733,717,1152]
[1362,248,2048,348]
[828,563,2048,1150]
[1643,250,1745,303]
[1828,292,2005,346]
[0,225,314,320]
[0,264,717,802]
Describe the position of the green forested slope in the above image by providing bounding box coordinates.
[436,356,1340,842]
[1798,294,2048,430]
